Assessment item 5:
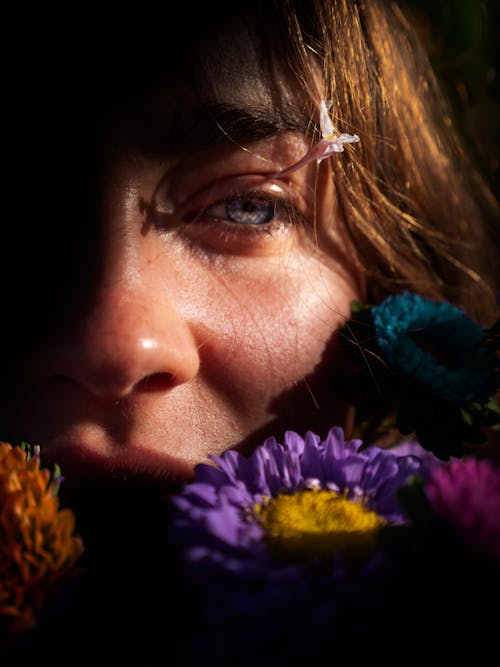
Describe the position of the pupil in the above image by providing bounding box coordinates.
[226,198,274,225]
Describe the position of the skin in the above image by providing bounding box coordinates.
[0,18,362,489]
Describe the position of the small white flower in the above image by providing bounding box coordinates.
[304,477,322,490]
[320,99,360,150]
[272,100,359,177]
[326,481,341,492]
[319,99,336,139]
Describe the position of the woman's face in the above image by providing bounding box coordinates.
[0,17,362,487]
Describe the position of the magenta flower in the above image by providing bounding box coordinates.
[425,457,500,561]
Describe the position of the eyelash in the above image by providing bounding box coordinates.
[181,184,306,238]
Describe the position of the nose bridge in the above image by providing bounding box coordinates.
[89,279,160,350]
[87,174,172,351]
[92,199,183,344]
[33,225,201,399]
[88,256,188,348]
[87,276,197,384]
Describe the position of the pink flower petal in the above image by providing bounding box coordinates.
[426,458,500,561]
[271,135,359,178]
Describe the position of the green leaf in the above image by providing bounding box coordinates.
[350,299,372,313]
[20,441,39,461]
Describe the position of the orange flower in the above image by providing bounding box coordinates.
[0,441,84,634]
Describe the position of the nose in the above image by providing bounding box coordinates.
[30,284,200,401]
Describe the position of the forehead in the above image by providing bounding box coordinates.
[19,6,316,198]
[81,9,310,146]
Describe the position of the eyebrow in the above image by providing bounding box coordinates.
[127,102,314,156]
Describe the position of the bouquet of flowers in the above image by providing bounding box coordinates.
[1,292,499,666]
[167,429,500,665]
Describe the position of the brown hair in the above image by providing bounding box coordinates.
[268,0,499,324]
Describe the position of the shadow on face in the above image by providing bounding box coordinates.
[1,1,303,359]
[1,0,320,380]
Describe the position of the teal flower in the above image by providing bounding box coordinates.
[337,292,499,460]
[372,292,497,404]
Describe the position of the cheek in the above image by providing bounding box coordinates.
[191,255,359,407]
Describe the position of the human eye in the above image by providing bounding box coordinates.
[197,193,280,227]
[175,175,307,254]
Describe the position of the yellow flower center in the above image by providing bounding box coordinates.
[255,489,385,562]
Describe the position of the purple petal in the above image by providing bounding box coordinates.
[181,482,220,507]
[283,431,306,456]
[208,449,243,482]
[204,506,241,545]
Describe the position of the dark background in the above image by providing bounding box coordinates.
[403,0,500,202]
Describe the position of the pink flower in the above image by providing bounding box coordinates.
[426,457,500,561]
[272,100,359,177]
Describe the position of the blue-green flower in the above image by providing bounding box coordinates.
[372,292,497,404]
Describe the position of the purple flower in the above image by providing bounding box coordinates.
[168,428,437,664]
[170,427,432,578]
[389,438,444,469]
[425,457,500,561]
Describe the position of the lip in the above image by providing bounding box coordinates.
[41,441,195,555]
[42,440,196,487]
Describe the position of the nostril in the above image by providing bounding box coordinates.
[47,374,80,387]
[45,371,177,399]
[28,307,201,399]
[135,372,178,393]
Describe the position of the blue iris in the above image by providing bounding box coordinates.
[226,198,274,225]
